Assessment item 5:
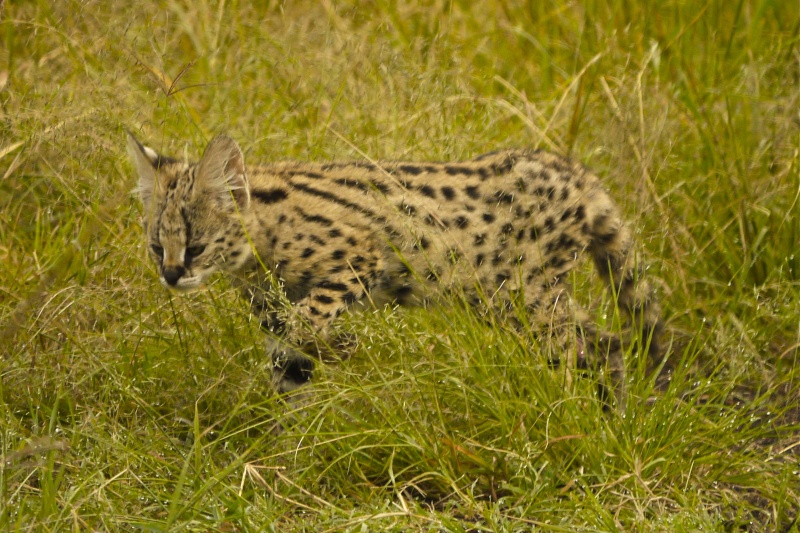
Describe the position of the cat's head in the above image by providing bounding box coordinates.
[127,133,252,291]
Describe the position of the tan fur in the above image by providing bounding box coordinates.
[128,133,661,399]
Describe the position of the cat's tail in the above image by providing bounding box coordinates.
[586,195,662,358]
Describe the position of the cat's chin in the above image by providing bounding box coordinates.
[160,277,204,292]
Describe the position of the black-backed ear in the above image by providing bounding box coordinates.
[126,131,161,209]
[196,135,250,210]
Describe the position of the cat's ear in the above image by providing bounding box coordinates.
[126,131,162,209]
[196,135,250,210]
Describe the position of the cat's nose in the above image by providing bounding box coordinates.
[162,265,185,286]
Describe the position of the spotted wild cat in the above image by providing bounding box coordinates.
[127,133,661,400]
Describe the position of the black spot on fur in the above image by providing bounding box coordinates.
[419,185,436,198]
[314,294,334,304]
[490,190,515,204]
[252,188,289,204]
[399,201,417,216]
[424,268,441,281]
[414,236,431,250]
[400,164,423,175]
[514,206,531,219]
[371,180,391,194]
[445,165,475,176]
[301,248,315,258]
[441,186,456,200]
[284,170,324,180]
[342,291,358,305]
[482,213,496,223]
[491,156,514,175]
[299,211,333,227]
[334,177,390,195]
[465,186,481,199]
[318,280,349,291]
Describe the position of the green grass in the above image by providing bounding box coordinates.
[2,0,800,530]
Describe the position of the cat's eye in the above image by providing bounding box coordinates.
[150,244,164,258]
[186,244,206,258]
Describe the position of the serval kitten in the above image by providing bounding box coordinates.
[127,133,662,403]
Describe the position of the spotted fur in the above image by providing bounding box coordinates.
[128,133,662,399]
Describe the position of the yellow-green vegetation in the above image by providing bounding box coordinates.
[2,1,799,531]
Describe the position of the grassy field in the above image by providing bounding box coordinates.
[2,0,800,531]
